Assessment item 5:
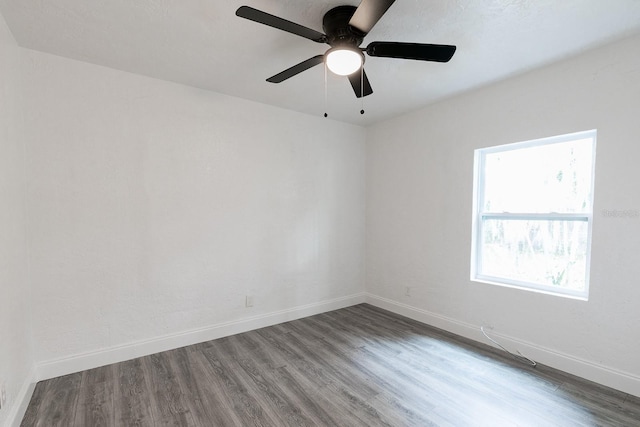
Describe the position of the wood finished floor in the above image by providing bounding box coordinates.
[21,304,640,426]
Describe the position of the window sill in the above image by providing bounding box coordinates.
[471,276,589,301]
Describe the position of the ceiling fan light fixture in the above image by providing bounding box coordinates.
[325,47,364,76]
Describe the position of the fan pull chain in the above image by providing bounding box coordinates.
[360,67,365,115]
[324,62,328,118]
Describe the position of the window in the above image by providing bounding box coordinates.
[471,130,596,299]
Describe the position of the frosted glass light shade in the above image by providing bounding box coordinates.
[325,48,363,76]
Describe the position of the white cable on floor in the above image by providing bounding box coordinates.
[481,326,537,367]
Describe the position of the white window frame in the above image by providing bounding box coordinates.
[470,130,597,300]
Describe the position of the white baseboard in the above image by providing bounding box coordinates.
[366,293,640,398]
[35,293,366,382]
[7,367,37,427]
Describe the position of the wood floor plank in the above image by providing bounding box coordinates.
[233,333,357,426]
[19,381,48,427]
[182,345,245,426]
[262,325,382,400]
[199,343,280,426]
[142,352,197,426]
[209,336,317,426]
[167,346,241,426]
[73,364,115,427]
[114,357,155,426]
[21,304,640,426]
[240,331,381,426]
[266,366,345,426]
[32,372,82,427]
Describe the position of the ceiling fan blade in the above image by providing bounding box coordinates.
[236,6,327,43]
[266,55,325,83]
[349,0,396,35]
[366,42,456,62]
[347,69,373,98]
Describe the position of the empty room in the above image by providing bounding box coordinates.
[1,0,640,426]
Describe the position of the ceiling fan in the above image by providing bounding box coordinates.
[236,0,456,98]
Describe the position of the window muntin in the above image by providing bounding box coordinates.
[471,130,596,299]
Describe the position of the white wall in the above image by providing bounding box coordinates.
[0,11,33,427]
[366,34,640,395]
[20,49,366,372]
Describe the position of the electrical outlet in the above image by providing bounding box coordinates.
[0,383,6,410]
[245,295,254,308]
[404,286,411,297]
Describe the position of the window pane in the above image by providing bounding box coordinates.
[479,219,588,291]
[483,138,593,213]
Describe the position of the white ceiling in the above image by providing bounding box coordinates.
[2,0,640,125]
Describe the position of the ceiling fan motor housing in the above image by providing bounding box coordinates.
[322,6,364,47]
